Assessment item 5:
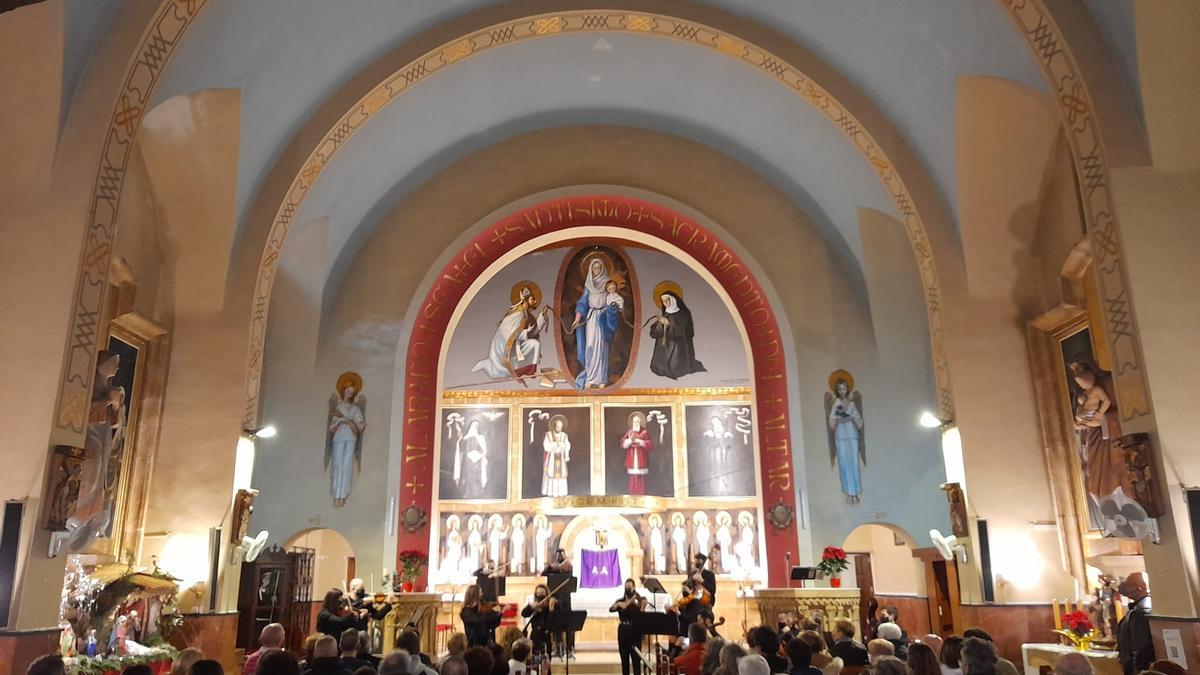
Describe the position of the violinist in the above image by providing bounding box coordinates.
[539,548,573,575]
[460,584,502,647]
[540,548,575,659]
[521,584,556,656]
[347,578,392,631]
[316,588,366,637]
[690,553,717,608]
[610,579,647,675]
[473,558,505,603]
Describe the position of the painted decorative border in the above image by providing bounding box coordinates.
[999,0,1152,421]
[54,0,206,435]
[395,195,799,586]
[241,10,957,429]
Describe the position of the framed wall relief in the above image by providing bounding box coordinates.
[520,405,591,499]
[438,406,510,501]
[682,402,756,497]
[601,405,674,498]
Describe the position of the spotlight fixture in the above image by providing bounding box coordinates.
[244,424,277,439]
[919,411,953,429]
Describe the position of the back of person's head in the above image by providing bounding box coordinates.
[834,618,856,639]
[378,650,410,675]
[750,625,779,655]
[798,630,826,653]
[868,655,911,675]
[261,623,286,649]
[341,628,361,653]
[189,660,224,675]
[868,639,896,661]
[441,653,468,672]
[510,638,532,663]
[688,621,709,645]
[440,656,469,675]
[314,635,339,659]
[719,641,748,668]
[940,636,963,670]
[303,633,323,662]
[737,654,769,675]
[486,643,508,675]
[447,632,468,657]
[170,647,205,675]
[1149,660,1186,675]
[877,622,903,641]
[27,655,66,675]
[498,626,523,653]
[961,628,993,643]
[123,665,153,675]
[1053,652,1093,675]
[906,642,939,675]
[397,629,422,656]
[959,637,997,675]
[257,649,302,675]
[700,637,726,675]
[785,638,813,667]
[463,646,495,675]
[917,635,943,655]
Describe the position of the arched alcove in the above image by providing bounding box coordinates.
[285,528,357,596]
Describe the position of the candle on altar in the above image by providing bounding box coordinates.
[1053,599,1062,630]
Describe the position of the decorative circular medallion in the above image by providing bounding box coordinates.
[767,502,794,529]
[401,505,427,533]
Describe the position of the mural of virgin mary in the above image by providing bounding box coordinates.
[648,281,705,380]
[569,254,626,389]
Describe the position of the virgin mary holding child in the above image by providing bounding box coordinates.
[570,254,627,389]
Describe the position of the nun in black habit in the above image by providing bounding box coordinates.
[648,286,706,379]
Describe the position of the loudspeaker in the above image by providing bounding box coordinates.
[977,518,994,602]
[0,501,25,626]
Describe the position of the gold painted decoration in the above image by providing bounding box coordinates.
[651,280,684,309]
[336,371,364,395]
[827,368,854,392]
[509,281,543,307]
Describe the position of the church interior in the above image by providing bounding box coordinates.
[1,1,1198,674]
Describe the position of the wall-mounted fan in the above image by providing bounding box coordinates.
[930,528,965,563]
[48,510,111,557]
[230,530,270,565]
[1099,491,1155,540]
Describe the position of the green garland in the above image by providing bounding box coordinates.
[67,645,178,675]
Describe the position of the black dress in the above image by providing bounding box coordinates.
[316,609,359,638]
[461,605,501,647]
[521,601,552,654]
[648,293,705,380]
[611,595,643,675]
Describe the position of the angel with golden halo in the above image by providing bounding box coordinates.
[472,281,553,383]
[326,371,366,508]
[824,369,865,503]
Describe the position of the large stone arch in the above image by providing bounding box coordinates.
[396,194,798,585]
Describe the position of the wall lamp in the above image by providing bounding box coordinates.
[243,424,277,439]
[918,411,954,430]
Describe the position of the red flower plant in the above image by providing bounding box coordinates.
[817,546,850,574]
[397,549,428,582]
[1063,610,1094,636]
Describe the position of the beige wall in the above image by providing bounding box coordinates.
[843,524,924,596]
[287,529,356,597]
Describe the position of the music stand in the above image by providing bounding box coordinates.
[548,610,586,674]
[632,612,679,675]
[478,575,506,603]
[789,566,819,589]
[639,576,668,611]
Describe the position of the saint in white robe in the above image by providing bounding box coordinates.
[541,430,570,497]
[716,526,734,573]
[672,525,688,573]
[510,526,525,575]
[650,526,666,574]
[473,303,546,379]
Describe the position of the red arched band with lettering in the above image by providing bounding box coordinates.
[398,195,797,586]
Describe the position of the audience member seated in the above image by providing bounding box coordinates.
[917,635,943,657]
[785,636,822,675]
[306,635,353,675]
[797,630,840,674]
[301,633,324,669]
[961,629,1017,675]
[377,651,410,675]
[190,660,225,675]
[750,625,789,674]
[675,623,709,675]
[486,643,509,675]
[27,655,66,675]
[700,637,727,675]
[906,642,940,675]
[877,623,909,660]
[446,633,469,660]
[878,607,907,639]
[868,639,897,664]
[462,646,495,675]
[737,654,770,675]
[172,647,205,675]
[396,630,435,675]
[959,637,997,675]
[246,625,286,675]
[866,655,910,675]
[497,626,523,655]
[716,642,748,675]
[508,638,532,675]
[939,636,963,675]
[358,632,381,667]
[259,650,304,675]
[351,667,376,675]
[439,656,468,675]
[1053,653,1093,675]
[829,619,869,667]
[339,629,373,672]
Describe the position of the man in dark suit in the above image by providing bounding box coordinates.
[828,618,869,667]
[1117,572,1154,675]
[690,553,717,607]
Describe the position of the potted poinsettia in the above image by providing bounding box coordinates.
[1054,610,1096,651]
[817,546,850,587]
[397,550,428,592]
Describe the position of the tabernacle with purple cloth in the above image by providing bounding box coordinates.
[579,548,621,589]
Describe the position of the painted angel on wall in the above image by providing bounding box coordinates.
[824,369,865,503]
[326,372,366,508]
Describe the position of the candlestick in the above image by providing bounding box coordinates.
[1053,599,1062,630]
